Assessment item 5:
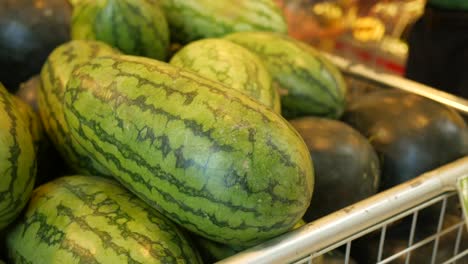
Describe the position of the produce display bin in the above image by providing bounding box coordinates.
[216,54,468,264]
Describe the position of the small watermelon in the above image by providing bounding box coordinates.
[160,0,287,44]
[225,31,347,119]
[170,38,281,113]
[71,0,170,60]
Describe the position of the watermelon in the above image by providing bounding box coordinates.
[71,0,170,60]
[0,83,36,231]
[342,90,468,191]
[6,175,202,263]
[63,55,314,246]
[289,117,380,221]
[159,0,287,44]
[0,0,72,91]
[38,40,119,176]
[169,38,281,113]
[225,31,347,119]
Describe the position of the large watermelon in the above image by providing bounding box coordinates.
[38,40,119,176]
[63,55,314,246]
[160,0,287,44]
[225,31,347,119]
[6,175,202,263]
[71,0,170,60]
[0,83,36,230]
[169,38,280,113]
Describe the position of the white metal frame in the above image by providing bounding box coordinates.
[217,157,468,264]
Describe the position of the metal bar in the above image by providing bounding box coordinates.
[406,211,419,264]
[453,221,464,262]
[442,249,468,264]
[344,241,351,264]
[216,157,468,264]
[431,197,448,264]
[323,53,468,114]
[377,225,387,262]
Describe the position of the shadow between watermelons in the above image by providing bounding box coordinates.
[16,75,71,186]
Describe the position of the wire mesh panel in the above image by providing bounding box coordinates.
[217,157,468,264]
[290,192,467,264]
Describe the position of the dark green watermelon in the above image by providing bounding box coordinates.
[0,0,71,91]
[342,90,468,191]
[290,117,380,221]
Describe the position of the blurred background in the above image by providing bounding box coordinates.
[275,0,425,76]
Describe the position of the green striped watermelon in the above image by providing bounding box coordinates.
[38,40,119,176]
[0,83,36,231]
[160,0,287,44]
[6,175,202,263]
[170,38,281,113]
[63,55,314,246]
[72,0,170,60]
[225,31,347,119]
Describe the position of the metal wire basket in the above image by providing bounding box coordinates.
[216,54,468,264]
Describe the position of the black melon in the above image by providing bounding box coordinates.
[342,89,468,191]
[0,0,71,91]
[290,117,380,221]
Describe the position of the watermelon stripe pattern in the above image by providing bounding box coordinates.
[72,0,170,60]
[6,176,202,263]
[160,0,287,44]
[38,40,118,176]
[63,55,313,246]
[225,32,347,119]
[0,84,36,230]
[169,38,280,113]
